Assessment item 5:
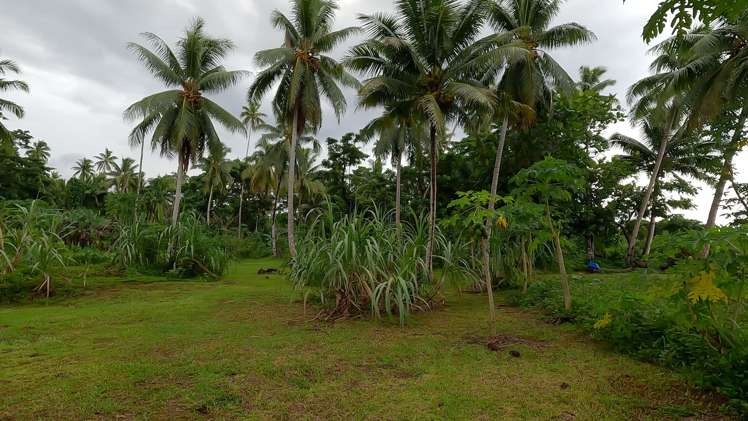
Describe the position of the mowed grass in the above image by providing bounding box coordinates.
[0,259,728,420]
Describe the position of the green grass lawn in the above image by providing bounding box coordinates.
[0,259,728,420]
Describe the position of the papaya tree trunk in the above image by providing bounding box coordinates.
[547,203,571,310]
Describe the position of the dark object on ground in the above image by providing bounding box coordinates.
[257,268,278,275]
[560,382,570,390]
[509,350,521,358]
[466,334,548,352]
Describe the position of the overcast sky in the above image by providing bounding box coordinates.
[1,0,741,223]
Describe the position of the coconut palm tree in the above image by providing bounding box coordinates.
[611,121,717,258]
[247,0,360,257]
[26,141,51,163]
[109,158,140,193]
[72,158,95,181]
[199,144,233,225]
[95,149,118,174]
[577,66,616,93]
[244,139,285,256]
[348,0,526,284]
[124,18,247,224]
[361,107,427,235]
[294,147,325,215]
[237,100,267,238]
[0,58,29,143]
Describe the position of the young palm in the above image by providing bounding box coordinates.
[109,158,140,193]
[247,0,360,257]
[0,58,29,142]
[95,148,118,174]
[577,66,616,93]
[611,121,717,258]
[124,18,247,224]
[361,106,427,235]
[199,144,233,225]
[244,139,285,256]
[237,100,267,237]
[72,158,95,181]
[27,141,51,163]
[348,0,526,283]
[294,147,325,215]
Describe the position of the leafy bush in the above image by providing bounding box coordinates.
[224,231,272,259]
[515,226,748,414]
[112,213,230,278]
[290,209,469,325]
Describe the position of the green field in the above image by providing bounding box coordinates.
[0,260,727,419]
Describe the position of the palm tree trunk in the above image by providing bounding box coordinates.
[270,176,282,257]
[643,210,656,258]
[238,128,252,239]
[706,108,747,229]
[480,115,508,334]
[287,108,299,258]
[206,184,214,225]
[136,140,145,197]
[626,125,672,265]
[238,183,245,238]
[395,150,402,238]
[425,125,438,284]
[172,157,186,225]
[731,177,748,214]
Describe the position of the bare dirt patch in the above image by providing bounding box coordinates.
[464,334,549,352]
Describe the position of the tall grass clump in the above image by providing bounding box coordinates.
[112,213,229,278]
[291,209,469,325]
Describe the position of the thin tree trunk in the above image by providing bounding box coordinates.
[206,184,214,225]
[480,115,509,334]
[626,122,673,265]
[172,157,186,225]
[643,210,656,258]
[238,128,253,239]
[395,150,402,239]
[731,177,748,214]
[271,178,281,257]
[426,125,437,284]
[521,237,529,294]
[238,183,245,238]
[547,203,571,310]
[136,139,145,196]
[706,108,747,229]
[287,108,299,258]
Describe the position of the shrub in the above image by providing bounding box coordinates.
[112,213,230,278]
[290,209,469,325]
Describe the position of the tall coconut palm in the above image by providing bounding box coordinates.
[247,0,360,257]
[611,121,717,257]
[95,149,118,174]
[199,144,233,225]
[348,0,526,286]
[237,100,267,238]
[124,18,247,224]
[577,66,616,93]
[0,58,29,143]
[72,158,95,181]
[109,158,140,193]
